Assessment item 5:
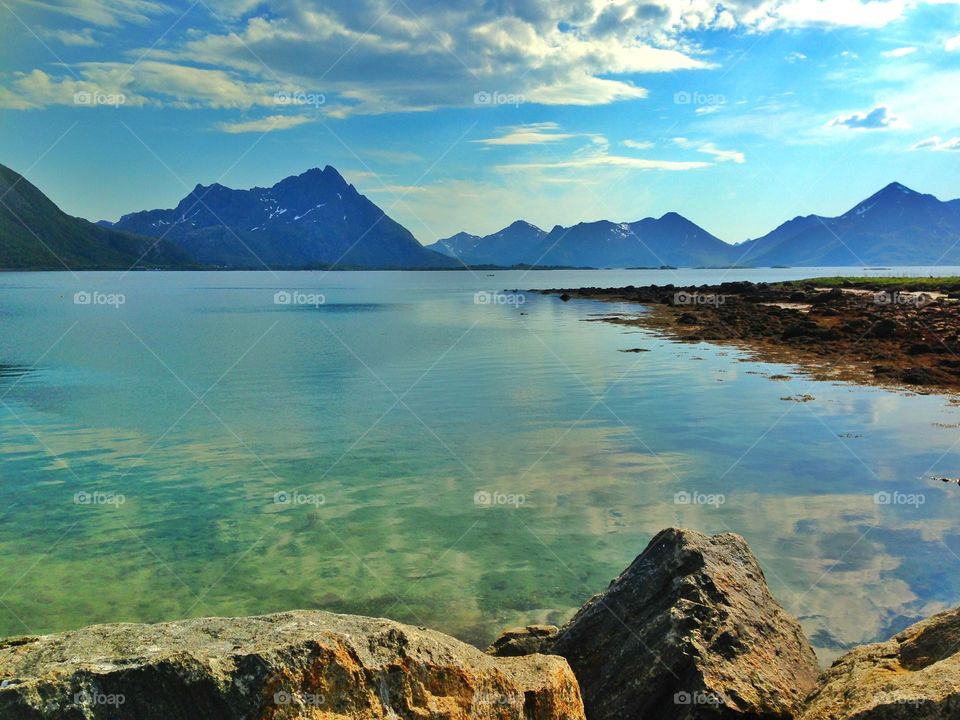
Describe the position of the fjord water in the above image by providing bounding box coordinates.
[2,268,960,661]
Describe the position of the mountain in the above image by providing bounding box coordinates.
[535,213,733,268]
[734,182,960,266]
[427,220,547,266]
[431,213,733,268]
[106,166,457,269]
[0,163,192,270]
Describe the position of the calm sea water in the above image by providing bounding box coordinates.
[2,267,960,662]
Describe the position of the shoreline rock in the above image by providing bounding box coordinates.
[800,606,960,719]
[505,528,820,720]
[0,610,585,719]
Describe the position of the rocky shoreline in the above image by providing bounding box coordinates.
[538,280,960,394]
[3,527,959,719]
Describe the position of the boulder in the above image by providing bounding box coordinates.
[487,626,559,658]
[0,610,585,720]
[799,607,960,719]
[544,528,819,720]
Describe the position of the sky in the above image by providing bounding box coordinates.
[0,0,958,245]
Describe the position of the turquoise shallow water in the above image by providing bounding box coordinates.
[2,267,960,661]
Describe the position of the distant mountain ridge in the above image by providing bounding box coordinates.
[734,182,960,266]
[430,212,736,268]
[431,182,960,268]
[0,162,191,270]
[105,167,456,269]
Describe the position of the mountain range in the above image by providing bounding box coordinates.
[1,160,958,271]
[430,182,960,268]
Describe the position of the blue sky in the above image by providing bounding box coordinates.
[0,0,958,244]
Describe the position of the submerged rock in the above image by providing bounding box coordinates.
[0,610,585,720]
[543,528,819,720]
[800,607,960,719]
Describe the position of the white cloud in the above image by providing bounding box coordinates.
[827,105,901,130]
[673,137,745,163]
[946,35,960,52]
[881,46,918,57]
[472,123,607,146]
[217,114,314,134]
[38,27,100,46]
[6,0,167,27]
[910,136,960,151]
[498,155,711,172]
[622,140,654,150]
[473,123,578,146]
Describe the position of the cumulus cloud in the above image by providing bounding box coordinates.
[827,105,900,130]
[946,35,960,52]
[910,136,960,151]
[2,0,954,117]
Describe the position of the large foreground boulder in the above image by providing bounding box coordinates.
[0,610,585,720]
[800,606,960,719]
[542,528,819,720]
